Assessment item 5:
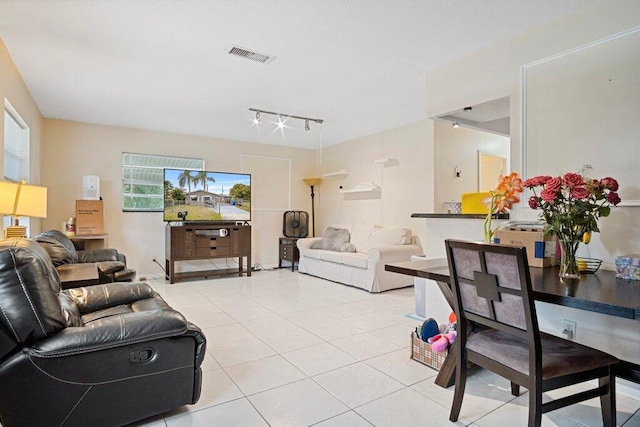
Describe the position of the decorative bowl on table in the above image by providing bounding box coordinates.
[577,257,602,274]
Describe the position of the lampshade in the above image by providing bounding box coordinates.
[0,181,20,215]
[15,183,48,218]
[303,177,322,187]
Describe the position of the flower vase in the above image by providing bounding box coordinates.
[483,199,495,243]
[559,238,580,279]
[483,212,493,243]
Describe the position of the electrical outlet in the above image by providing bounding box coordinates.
[562,319,577,340]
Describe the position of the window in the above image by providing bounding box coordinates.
[3,101,30,230]
[122,153,204,211]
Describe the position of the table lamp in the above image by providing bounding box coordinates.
[0,180,48,238]
[302,177,322,237]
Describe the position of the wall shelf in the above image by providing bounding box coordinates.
[322,169,349,179]
[340,183,381,194]
[339,188,380,194]
[373,157,399,167]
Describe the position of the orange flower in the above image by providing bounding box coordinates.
[497,172,523,196]
[483,172,524,243]
[485,173,523,213]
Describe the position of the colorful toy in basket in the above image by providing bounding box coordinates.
[415,312,458,353]
[427,311,458,352]
[418,318,440,342]
[428,332,457,352]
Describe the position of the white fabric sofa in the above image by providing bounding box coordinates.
[297,224,422,292]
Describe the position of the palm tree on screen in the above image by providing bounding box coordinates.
[177,170,195,205]
[194,171,215,206]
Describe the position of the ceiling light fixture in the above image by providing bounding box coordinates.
[249,108,324,132]
[452,122,460,129]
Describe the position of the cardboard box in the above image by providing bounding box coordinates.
[75,200,104,236]
[493,227,557,268]
[615,254,640,280]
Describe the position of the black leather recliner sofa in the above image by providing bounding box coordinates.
[0,238,206,427]
[34,229,137,285]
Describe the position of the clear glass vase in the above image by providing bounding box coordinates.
[559,238,580,279]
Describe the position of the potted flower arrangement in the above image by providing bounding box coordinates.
[523,166,621,278]
[483,172,523,243]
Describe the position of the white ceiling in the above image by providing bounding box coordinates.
[0,0,602,149]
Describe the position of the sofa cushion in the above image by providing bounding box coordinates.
[364,227,411,251]
[0,238,66,357]
[34,230,79,266]
[305,249,323,260]
[310,227,352,252]
[341,252,369,269]
[349,224,376,253]
[321,250,344,264]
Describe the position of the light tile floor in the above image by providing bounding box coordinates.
[129,270,640,427]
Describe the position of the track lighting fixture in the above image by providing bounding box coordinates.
[452,122,460,129]
[249,108,324,132]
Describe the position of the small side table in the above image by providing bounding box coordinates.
[278,237,300,271]
[71,234,109,250]
[57,264,100,289]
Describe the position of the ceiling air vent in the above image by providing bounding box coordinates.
[228,46,275,64]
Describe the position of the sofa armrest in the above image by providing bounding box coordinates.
[367,244,423,263]
[78,248,120,263]
[297,237,322,251]
[65,282,155,314]
[27,309,190,357]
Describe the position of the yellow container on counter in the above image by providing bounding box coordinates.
[461,192,491,214]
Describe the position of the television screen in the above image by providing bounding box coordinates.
[163,169,251,223]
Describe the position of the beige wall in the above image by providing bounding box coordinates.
[425,0,640,265]
[41,119,316,275]
[434,121,509,211]
[0,39,44,235]
[422,0,640,371]
[316,120,434,249]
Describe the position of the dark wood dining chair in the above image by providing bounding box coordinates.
[445,239,618,427]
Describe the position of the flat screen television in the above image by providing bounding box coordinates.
[163,169,251,223]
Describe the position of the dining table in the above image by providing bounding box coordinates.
[385,258,640,388]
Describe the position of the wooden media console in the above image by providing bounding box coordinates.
[165,223,251,284]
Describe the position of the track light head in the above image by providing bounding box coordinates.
[305,119,310,131]
[452,122,460,129]
[252,111,261,125]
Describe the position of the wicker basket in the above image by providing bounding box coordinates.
[411,331,447,371]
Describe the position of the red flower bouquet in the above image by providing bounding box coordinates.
[523,166,621,278]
